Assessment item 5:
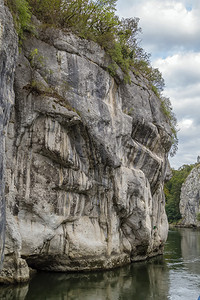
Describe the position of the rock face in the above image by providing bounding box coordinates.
[1,18,172,282]
[0,0,18,275]
[180,165,200,227]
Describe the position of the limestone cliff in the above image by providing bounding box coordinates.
[180,165,200,227]
[0,0,18,272]
[0,9,173,283]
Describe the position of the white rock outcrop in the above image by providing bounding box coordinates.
[180,165,200,227]
[0,18,172,282]
[0,0,24,282]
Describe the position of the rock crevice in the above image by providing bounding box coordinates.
[0,0,18,274]
[0,15,172,283]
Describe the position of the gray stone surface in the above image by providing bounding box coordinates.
[180,165,200,227]
[1,22,172,282]
[0,0,18,273]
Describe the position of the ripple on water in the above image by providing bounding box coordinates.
[168,269,200,300]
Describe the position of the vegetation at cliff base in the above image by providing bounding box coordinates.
[197,213,200,222]
[164,163,197,223]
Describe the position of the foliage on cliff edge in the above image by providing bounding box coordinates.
[5,0,178,155]
[5,0,32,39]
[5,0,163,88]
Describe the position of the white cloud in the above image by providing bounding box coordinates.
[153,52,200,168]
[154,53,200,87]
[153,52,200,118]
[117,0,200,57]
[178,119,193,130]
[117,0,200,168]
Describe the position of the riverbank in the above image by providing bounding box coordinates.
[169,223,200,229]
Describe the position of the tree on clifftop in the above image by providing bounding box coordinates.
[6,0,178,156]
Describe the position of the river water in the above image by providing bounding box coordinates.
[0,228,200,300]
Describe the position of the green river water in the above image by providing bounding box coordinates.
[0,228,200,300]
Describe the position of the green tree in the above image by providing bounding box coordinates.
[6,0,178,155]
[5,0,32,41]
[7,0,166,93]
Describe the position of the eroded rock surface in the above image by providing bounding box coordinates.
[1,22,172,282]
[180,165,200,227]
[0,0,22,282]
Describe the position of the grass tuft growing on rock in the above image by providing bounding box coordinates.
[5,0,32,42]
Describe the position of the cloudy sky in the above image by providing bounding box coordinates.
[116,0,200,169]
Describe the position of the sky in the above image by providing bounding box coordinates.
[116,0,200,169]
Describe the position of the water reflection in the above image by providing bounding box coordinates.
[0,229,200,300]
[27,256,169,300]
[0,256,169,300]
[0,284,29,300]
[165,229,200,300]
[180,228,200,274]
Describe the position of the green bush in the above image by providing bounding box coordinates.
[5,0,32,42]
[197,212,200,222]
[7,0,165,93]
[6,0,178,153]
[25,0,165,91]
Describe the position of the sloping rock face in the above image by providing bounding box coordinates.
[0,0,23,282]
[1,23,172,282]
[180,165,200,227]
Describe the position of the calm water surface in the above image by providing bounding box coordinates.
[1,228,200,300]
